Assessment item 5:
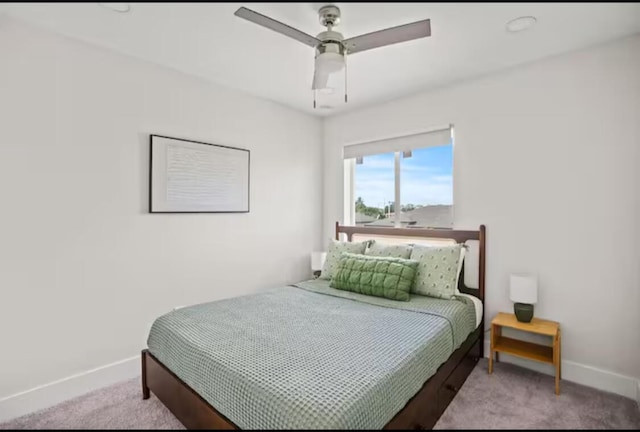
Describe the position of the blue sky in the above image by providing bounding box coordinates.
[354,144,453,209]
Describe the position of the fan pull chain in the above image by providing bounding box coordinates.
[313,89,317,109]
[344,52,348,104]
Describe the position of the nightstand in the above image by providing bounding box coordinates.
[488,312,561,394]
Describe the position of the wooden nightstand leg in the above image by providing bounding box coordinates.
[494,326,501,363]
[559,330,562,380]
[554,330,561,395]
[488,324,494,374]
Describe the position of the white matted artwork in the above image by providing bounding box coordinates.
[149,135,250,213]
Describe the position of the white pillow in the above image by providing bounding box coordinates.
[454,246,466,295]
[319,239,369,280]
[463,240,480,289]
[365,240,413,259]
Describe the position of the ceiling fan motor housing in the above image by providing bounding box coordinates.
[316,30,345,55]
[319,5,341,28]
[315,31,345,69]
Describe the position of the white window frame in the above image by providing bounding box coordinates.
[344,125,454,227]
[343,158,355,226]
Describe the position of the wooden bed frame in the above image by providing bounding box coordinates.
[142,223,486,430]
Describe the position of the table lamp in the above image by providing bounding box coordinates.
[510,274,538,323]
[311,252,327,278]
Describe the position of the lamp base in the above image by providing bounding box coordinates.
[514,303,534,323]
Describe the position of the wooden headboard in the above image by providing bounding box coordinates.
[335,222,486,303]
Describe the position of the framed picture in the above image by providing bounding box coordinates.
[149,135,250,213]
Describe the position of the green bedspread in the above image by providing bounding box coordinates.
[147,279,476,430]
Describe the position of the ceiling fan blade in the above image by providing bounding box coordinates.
[311,68,330,90]
[344,19,431,55]
[234,7,321,48]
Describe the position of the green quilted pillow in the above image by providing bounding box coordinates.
[365,240,413,259]
[410,244,462,299]
[330,252,418,301]
[319,239,369,280]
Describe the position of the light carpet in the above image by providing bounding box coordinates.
[2,359,639,429]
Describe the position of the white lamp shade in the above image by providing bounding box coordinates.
[509,274,538,304]
[311,252,327,271]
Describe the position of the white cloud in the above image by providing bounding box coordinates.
[359,158,443,175]
[355,178,395,208]
[401,176,453,205]
[355,174,452,208]
[356,158,394,171]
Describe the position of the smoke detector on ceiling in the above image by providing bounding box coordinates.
[506,16,537,33]
[98,3,131,13]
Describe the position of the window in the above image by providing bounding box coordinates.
[344,126,453,229]
[354,152,394,225]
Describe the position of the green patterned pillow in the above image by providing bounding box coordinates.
[365,240,413,259]
[330,252,418,301]
[410,244,462,299]
[319,240,369,280]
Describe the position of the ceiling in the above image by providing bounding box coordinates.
[2,3,639,116]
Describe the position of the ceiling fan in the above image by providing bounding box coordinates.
[234,5,431,108]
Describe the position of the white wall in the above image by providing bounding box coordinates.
[0,18,322,400]
[324,35,640,385]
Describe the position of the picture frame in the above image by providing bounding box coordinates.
[149,134,250,213]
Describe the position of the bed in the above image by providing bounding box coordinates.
[142,223,486,430]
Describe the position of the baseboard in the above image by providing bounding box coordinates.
[483,341,638,400]
[0,355,139,423]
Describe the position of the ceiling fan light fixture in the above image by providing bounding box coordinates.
[315,51,344,75]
